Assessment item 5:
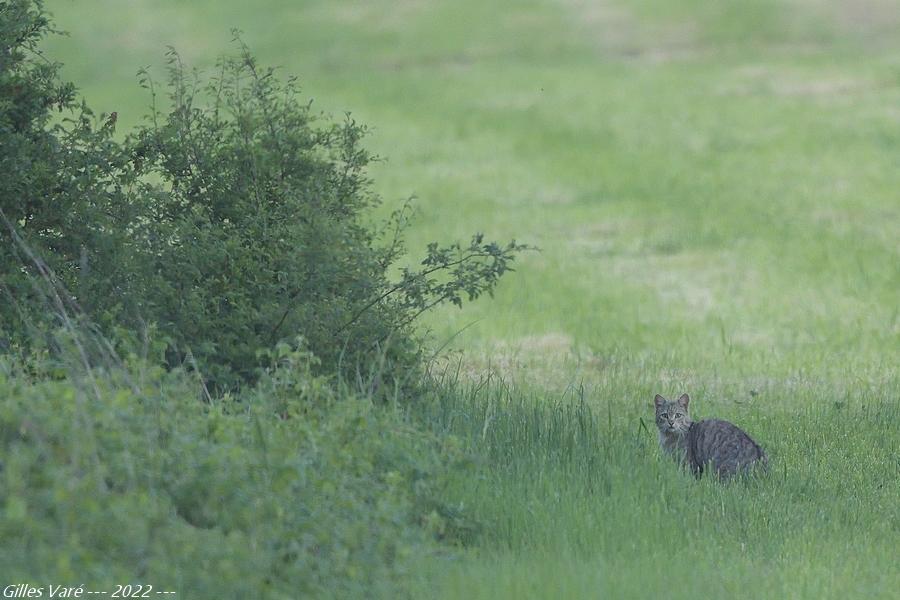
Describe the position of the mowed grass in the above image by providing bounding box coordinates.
[44,0,900,597]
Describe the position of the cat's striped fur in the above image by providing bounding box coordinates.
[654,393,767,479]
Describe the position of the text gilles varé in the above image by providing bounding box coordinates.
[3,585,84,598]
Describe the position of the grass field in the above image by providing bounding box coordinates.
[44,0,900,597]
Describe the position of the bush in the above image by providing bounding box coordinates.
[0,348,469,598]
[0,5,506,592]
[0,2,526,390]
[0,0,144,344]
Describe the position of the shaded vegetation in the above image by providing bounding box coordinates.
[0,2,516,596]
[0,346,466,597]
[1,0,524,390]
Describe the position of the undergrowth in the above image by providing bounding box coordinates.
[0,343,470,598]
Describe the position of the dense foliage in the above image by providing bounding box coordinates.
[0,348,468,598]
[0,0,143,343]
[0,1,516,595]
[0,0,524,390]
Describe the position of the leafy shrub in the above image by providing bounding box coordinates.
[0,2,526,390]
[0,5,504,592]
[0,348,469,598]
[0,0,144,344]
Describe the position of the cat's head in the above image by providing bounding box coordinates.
[654,394,691,435]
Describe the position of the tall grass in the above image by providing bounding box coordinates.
[412,368,899,599]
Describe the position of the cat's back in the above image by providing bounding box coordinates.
[686,418,767,478]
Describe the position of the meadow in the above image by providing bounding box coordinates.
[38,0,900,597]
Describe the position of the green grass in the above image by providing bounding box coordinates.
[411,370,898,599]
[42,0,900,597]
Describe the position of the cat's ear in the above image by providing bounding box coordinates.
[654,394,666,409]
[677,393,690,408]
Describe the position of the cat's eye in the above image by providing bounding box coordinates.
[675,413,683,418]
[660,413,668,418]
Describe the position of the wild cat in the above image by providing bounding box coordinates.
[654,393,767,479]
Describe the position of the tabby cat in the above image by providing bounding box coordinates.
[654,393,767,479]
